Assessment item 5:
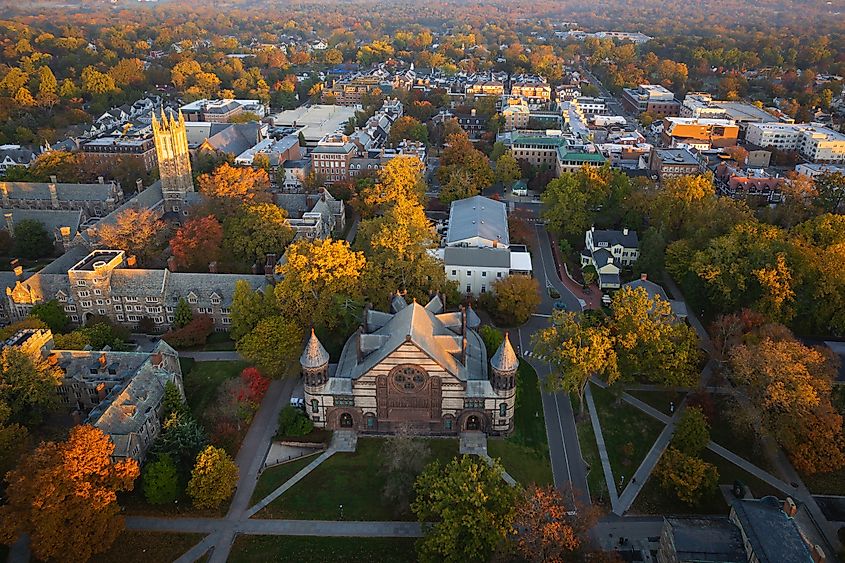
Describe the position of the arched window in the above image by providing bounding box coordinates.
[499,402,507,417]
[340,412,353,428]
[311,399,319,413]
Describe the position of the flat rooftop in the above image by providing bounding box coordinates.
[654,147,700,165]
[270,105,357,141]
[71,250,123,271]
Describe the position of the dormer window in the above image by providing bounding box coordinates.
[187,293,198,305]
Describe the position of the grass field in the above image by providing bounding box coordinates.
[590,383,665,494]
[90,532,203,563]
[256,437,459,521]
[229,535,418,563]
[626,389,687,416]
[487,361,553,486]
[182,360,249,422]
[250,453,321,506]
[571,394,610,507]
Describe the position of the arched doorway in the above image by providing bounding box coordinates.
[466,415,480,431]
[339,412,353,428]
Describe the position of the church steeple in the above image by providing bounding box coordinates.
[152,108,193,214]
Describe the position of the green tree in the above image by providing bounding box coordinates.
[230,281,279,341]
[608,287,700,386]
[236,316,303,378]
[672,406,710,455]
[13,219,54,259]
[142,454,181,505]
[223,203,294,267]
[0,401,28,478]
[187,445,239,509]
[277,405,314,437]
[152,412,208,473]
[30,300,68,333]
[0,347,61,425]
[495,151,521,186]
[532,311,619,414]
[412,456,518,563]
[541,175,591,241]
[438,169,478,205]
[160,381,187,420]
[814,171,845,214]
[173,298,193,329]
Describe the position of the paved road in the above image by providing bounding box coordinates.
[513,217,590,506]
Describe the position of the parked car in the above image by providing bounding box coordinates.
[553,300,567,310]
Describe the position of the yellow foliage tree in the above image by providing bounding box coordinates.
[187,445,239,509]
[0,425,139,562]
[656,447,719,505]
[360,156,426,217]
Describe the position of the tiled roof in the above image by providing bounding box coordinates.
[491,332,518,374]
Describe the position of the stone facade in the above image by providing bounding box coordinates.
[302,294,517,436]
[152,110,194,213]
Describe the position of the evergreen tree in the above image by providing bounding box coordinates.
[173,298,193,329]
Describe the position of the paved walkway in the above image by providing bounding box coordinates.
[584,384,619,510]
[127,516,424,537]
[245,449,336,518]
[459,431,488,455]
[614,420,675,515]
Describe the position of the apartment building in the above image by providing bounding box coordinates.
[649,147,703,181]
[80,133,158,172]
[501,97,531,131]
[310,134,358,183]
[746,122,845,163]
[466,80,505,97]
[322,76,389,106]
[621,84,681,117]
[574,96,610,116]
[510,80,552,106]
[661,117,739,149]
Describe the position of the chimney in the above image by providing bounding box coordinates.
[99,353,107,366]
[783,497,798,518]
[471,108,476,116]
[208,261,218,273]
[59,226,72,248]
[461,334,467,364]
[11,258,22,280]
[607,256,613,264]
[264,253,277,277]
[640,273,648,281]
[591,226,595,232]
[3,212,13,235]
[126,255,137,268]
[96,382,107,402]
[71,410,82,425]
[460,305,467,336]
[811,545,826,563]
[362,303,371,332]
[49,175,57,183]
[136,178,143,192]
[623,227,629,236]
[0,183,9,207]
[151,352,163,366]
[355,325,364,363]
[167,256,177,271]
[48,183,59,209]
[98,176,104,184]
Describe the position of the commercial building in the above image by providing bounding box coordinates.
[715,162,785,203]
[649,147,703,181]
[745,122,845,163]
[661,117,739,149]
[270,105,358,147]
[795,163,845,177]
[79,133,157,172]
[179,98,266,123]
[621,85,680,117]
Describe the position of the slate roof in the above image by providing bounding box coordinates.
[443,246,511,268]
[0,147,35,165]
[662,517,745,563]
[337,299,487,382]
[592,228,639,248]
[491,332,519,374]
[301,328,330,368]
[731,497,814,563]
[446,195,509,246]
[203,122,262,155]
[2,208,82,237]
[0,181,118,202]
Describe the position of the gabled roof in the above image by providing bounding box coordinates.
[446,196,509,246]
[336,300,487,382]
[591,228,639,248]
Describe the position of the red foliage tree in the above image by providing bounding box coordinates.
[170,215,224,272]
[162,314,214,349]
[238,367,270,404]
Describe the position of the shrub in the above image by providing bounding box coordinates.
[277,405,314,437]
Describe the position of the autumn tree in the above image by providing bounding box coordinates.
[0,425,139,562]
[236,316,303,378]
[729,332,845,474]
[436,132,493,199]
[0,401,27,478]
[359,156,427,217]
[481,275,541,326]
[274,239,366,329]
[412,456,518,563]
[170,215,223,272]
[222,203,294,267]
[608,287,700,386]
[814,171,845,214]
[656,447,719,506]
[532,311,619,414]
[97,207,165,265]
[388,116,429,146]
[197,163,271,213]
[511,485,600,563]
[187,445,239,509]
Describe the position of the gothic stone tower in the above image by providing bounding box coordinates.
[152,110,193,213]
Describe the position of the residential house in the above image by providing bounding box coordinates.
[580,227,639,290]
[0,145,36,173]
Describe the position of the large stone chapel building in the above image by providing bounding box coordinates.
[300,293,518,435]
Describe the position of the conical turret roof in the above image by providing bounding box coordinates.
[300,328,329,369]
[491,331,519,374]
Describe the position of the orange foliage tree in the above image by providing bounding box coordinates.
[0,425,139,562]
[170,214,224,272]
[96,207,166,265]
[197,162,271,212]
[511,485,600,562]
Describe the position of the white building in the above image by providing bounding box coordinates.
[795,163,845,177]
[746,122,845,163]
[580,227,639,290]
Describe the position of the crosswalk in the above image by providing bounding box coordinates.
[522,349,549,362]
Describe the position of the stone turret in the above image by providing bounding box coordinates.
[301,328,330,386]
[490,331,518,391]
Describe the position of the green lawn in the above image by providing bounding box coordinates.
[255,437,459,521]
[89,532,203,563]
[571,394,610,507]
[631,449,784,516]
[119,485,228,518]
[182,360,249,422]
[203,331,236,351]
[229,535,418,563]
[250,453,321,506]
[590,383,665,494]
[487,361,553,486]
